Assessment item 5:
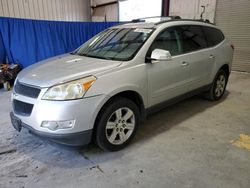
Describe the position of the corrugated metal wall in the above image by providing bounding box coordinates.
[0,0,90,21]
[169,0,217,23]
[215,0,250,72]
[91,0,118,21]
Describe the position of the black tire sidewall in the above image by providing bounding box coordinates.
[95,97,140,151]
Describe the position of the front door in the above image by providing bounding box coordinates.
[146,27,191,107]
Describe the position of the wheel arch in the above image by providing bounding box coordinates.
[219,64,230,77]
[99,90,146,122]
[92,90,146,142]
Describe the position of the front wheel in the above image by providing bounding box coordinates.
[95,97,140,151]
[205,69,228,101]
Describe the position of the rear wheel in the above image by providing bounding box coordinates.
[205,69,228,101]
[95,97,140,151]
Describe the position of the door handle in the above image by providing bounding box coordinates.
[181,61,189,66]
[209,55,215,59]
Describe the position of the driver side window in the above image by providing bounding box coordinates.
[148,27,182,57]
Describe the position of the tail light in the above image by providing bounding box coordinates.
[230,44,235,50]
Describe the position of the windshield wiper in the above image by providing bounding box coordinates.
[78,53,115,60]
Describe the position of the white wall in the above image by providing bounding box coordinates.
[0,0,91,21]
[169,0,216,23]
[119,0,162,21]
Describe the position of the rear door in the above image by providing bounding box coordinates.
[203,26,226,80]
[176,25,213,91]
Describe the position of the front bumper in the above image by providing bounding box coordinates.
[10,112,92,146]
[11,86,109,145]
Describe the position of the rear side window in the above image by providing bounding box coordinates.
[177,25,207,53]
[203,26,224,47]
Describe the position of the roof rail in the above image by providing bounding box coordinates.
[130,16,214,26]
[155,18,214,25]
[131,16,181,23]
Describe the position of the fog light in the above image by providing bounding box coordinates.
[41,120,75,131]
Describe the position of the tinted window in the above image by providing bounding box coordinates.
[177,25,207,53]
[148,27,182,56]
[203,26,224,47]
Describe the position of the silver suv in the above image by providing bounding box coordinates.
[10,18,234,151]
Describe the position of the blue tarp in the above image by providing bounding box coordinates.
[0,17,120,67]
[0,30,5,63]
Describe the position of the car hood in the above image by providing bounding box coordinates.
[17,54,122,87]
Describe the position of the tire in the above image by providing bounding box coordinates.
[205,69,228,101]
[95,97,140,151]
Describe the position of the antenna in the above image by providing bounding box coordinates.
[200,5,205,20]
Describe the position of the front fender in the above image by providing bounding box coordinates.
[84,63,148,107]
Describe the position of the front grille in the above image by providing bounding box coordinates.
[14,81,41,98]
[13,100,33,116]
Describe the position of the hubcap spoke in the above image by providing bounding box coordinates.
[106,121,116,129]
[125,123,134,130]
[221,81,225,87]
[215,87,219,94]
[218,90,221,96]
[109,130,118,143]
[123,109,133,121]
[219,87,224,93]
[115,109,122,120]
[119,131,127,142]
[220,75,225,82]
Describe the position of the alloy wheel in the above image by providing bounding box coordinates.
[105,107,135,145]
[215,74,226,97]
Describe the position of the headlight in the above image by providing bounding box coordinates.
[42,76,96,100]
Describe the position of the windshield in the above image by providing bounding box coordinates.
[74,28,153,61]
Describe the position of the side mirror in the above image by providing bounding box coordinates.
[148,49,172,63]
